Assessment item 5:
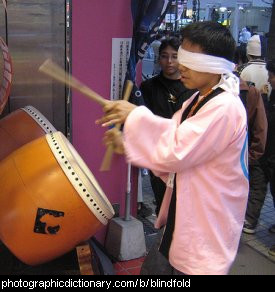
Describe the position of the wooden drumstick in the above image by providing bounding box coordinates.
[100,80,133,171]
[39,59,107,107]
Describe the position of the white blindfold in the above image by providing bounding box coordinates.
[178,46,235,74]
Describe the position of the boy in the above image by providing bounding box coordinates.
[140,37,194,215]
[96,21,248,275]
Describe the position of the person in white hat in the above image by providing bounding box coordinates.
[240,34,270,98]
[240,34,270,235]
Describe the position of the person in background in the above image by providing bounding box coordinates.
[238,27,251,66]
[239,34,270,107]
[240,41,273,234]
[150,34,162,75]
[234,50,268,235]
[239,27,251,45]
[137,168,152,218]
[140,37,195,215]
[97,21,248,275]
[238,79,268,234]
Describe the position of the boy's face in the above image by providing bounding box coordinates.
[178,39,220,95]
[268,71,275,89]
[159,45,179,77]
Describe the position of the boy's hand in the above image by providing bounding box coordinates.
[103,128,124,154]
[96,100,137,127]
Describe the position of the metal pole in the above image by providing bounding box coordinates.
[197,0,200,22]
[192,0,197,22]
[175,0,178,32]
[124,163,132,221]
[4,0,8,45]
[4,0,11,113]
[65,0,72,140]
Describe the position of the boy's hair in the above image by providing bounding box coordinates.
[266,59,275,74]
[159,37,181,55]
[180,21,236,62]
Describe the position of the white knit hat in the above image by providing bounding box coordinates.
[246,35,261,56]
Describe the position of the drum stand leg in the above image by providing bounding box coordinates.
[76,242,95,275]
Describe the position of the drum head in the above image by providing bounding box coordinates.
[22,106,57,134]
[46,132,114,225]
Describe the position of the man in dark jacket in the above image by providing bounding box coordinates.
[239,78,268,234]
[140,37,195,215]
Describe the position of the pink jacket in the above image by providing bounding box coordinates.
[123,90,248,275]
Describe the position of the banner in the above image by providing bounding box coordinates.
[124,0,173,105]
[110,38,132,101]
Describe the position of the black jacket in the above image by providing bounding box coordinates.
[262,90,275,168]
[239,79,267,164]
[140,72,195,118]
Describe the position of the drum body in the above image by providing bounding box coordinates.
[0,132,114,265]
[0,106,56,161]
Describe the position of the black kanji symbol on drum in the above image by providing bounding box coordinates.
[34,208,64,235]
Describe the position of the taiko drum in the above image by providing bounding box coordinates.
[0,131,114,265]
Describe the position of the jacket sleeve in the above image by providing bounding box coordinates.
[123,95,245,174]
[247,86,268,163]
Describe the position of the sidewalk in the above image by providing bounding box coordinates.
[241,191,275,262]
